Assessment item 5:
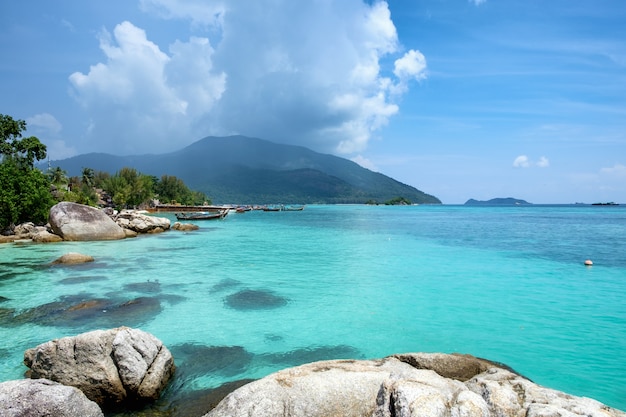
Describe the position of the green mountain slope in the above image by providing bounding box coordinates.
[49,135,441,204]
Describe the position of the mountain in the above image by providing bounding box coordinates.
[47,135,441,204]
[464,197,531,206]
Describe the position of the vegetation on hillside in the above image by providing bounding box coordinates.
[47,135,442,205]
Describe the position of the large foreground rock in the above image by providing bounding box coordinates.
[23,327,175,409]
[49,201,126,241]
[0,378,103,417]
[204,353,625,417]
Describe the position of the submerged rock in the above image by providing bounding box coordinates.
[224,289,288,310]
[172,221,199,231]
[170,344,253,378]
[51,252,95,265]
[23,327,175,410]
[203,353,626,417]
[13,295,162,328]
[0,378,104,417]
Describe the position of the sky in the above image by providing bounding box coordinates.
[1,0,625,204]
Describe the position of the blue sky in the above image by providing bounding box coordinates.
[1,0,625,204]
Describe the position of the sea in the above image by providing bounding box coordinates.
[1,204,625,412]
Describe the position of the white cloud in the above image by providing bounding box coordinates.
[47,139,78,161]
[600,163,626,177]
[469,0,486,5]
[513,155,550,168]
[513,155,530,168]
[536,156,550,168]
[68,1,427,156]
[24,113,77,160]
[26,113,62,135]
[394,50,427,81]
[139,0,226,29]
[69,21,224,154]
[351,155,378,171]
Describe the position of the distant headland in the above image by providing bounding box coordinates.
[464,197,531,206]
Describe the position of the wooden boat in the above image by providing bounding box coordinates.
[282,205,305,211]
[175,210,228,220]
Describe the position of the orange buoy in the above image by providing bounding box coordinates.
[584,259,593,266]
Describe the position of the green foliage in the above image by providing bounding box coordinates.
[48,166,68,186]
[384,196,412,205]
[0,114,54,230]
[155,175,210,206]
[0,114,47,168]
[99,168,207,209]
[0,159,54,229]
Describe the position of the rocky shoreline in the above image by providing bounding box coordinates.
[1,201,199,244]
[0,326,624,417]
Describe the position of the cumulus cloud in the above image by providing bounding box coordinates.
[351,155,378,172]
[24,113,77,160]
[513,155,549,168]
[69,21,225,154]
[513,155,530,168]
[47,139,78,161]
[27,113,62,135]
[536,156,550,168]
[68,0,427,155]
[394,50,427,82]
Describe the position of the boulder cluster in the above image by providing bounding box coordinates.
[204,353,626,417]
[0,327,174,416]
[2,343,625,417]
[1,202,175,244]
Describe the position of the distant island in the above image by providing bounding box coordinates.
[464,197,531,206]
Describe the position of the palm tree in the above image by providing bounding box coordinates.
[81,167,95,188]
[48,166,67,186]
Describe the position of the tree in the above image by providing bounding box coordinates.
[155,175,210,205]
[0,114,47,168]
[48,166,68,186]
[81,167,95,188]
[0,114,54,230]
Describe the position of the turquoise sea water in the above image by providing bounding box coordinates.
[1,204,625,411]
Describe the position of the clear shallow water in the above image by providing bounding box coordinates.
[1,205,625,410]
